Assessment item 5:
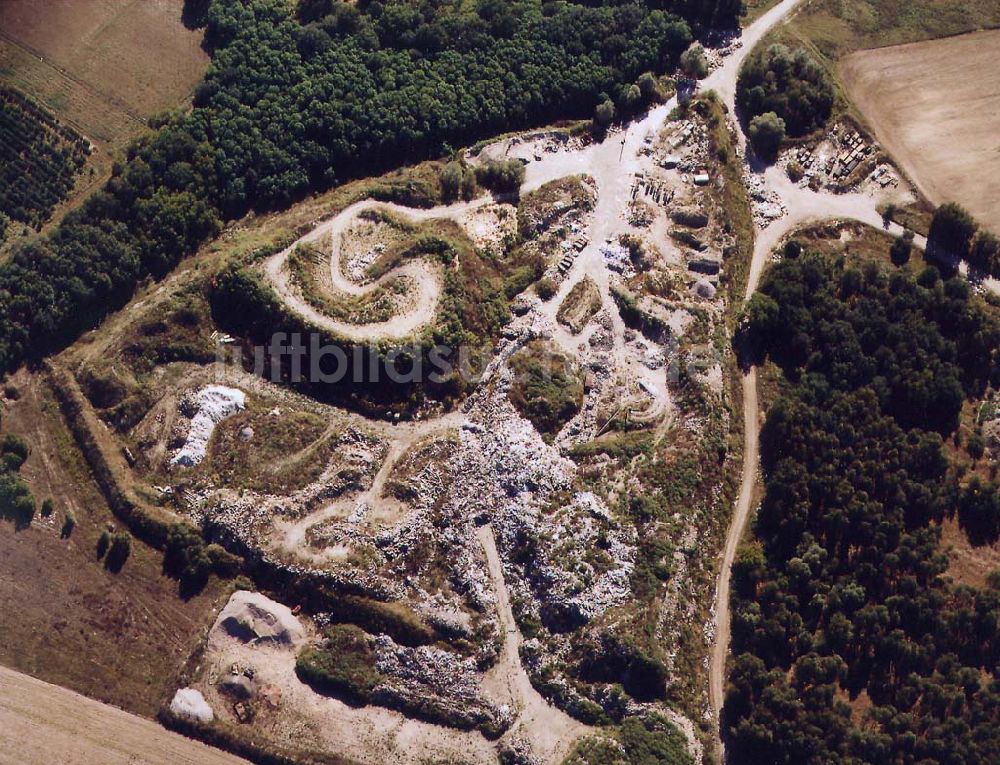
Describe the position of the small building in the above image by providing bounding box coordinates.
[693,171,710,186]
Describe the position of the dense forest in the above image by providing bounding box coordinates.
[0,0,740,376]
[727,251,1000,763]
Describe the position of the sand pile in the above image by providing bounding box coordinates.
[170,688,214,723]
[213,591,306,648]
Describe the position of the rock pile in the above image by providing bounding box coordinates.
[170,688,214,723]
[214,590,306,648]
[372,635,510,734]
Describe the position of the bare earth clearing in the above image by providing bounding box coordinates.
[0,664,249,765]
[840,30,1000,233]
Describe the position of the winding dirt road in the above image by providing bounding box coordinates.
[264,197,492,342]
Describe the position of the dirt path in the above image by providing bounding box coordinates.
[263,198,492,342]
[707,367,757,734]
[477,526,591,764]
[0,664,250,765]
[278,412,466,555]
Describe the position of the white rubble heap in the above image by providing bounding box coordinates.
[170,687,214,723]
[452,345,636,628]
[745,170,786,227]
[171,385,246,467]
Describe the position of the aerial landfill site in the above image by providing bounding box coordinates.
[122,93,739,764]
[4,1,1000,765]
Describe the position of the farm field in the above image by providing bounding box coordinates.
[840,30,1000,233]
[0,664,249,765]
[0,371,230,718]
[0,0,208,227]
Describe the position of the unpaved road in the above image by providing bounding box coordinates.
[478,526,590,764]
[840,29,1000,234]
[702,1,1000,756]
[278,412,466,556]
[264,197,491,342]
[0,664,249,765]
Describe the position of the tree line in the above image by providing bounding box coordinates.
[727,250,1000,763]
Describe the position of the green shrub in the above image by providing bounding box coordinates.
[0,433,30,471]
[748,112,786,162]
[535,277,557,301]
[890,231,914,265]
[105,532,132,572]
[968,430,986,460]
[619,714,693,765]
[928,201,977,264]
[295,624,383,704]
[508,341,584,435]
[0,471,34,528]
[679,43,708,78]
[474,159,525,195]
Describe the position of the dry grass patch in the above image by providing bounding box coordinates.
[203,406,339,495]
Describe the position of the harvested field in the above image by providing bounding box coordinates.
[0,664,249,765]
[0,0,207,122]
[0,0,208,225]
[840,30,1000,233]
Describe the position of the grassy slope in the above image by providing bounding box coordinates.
[788,0,1000,60]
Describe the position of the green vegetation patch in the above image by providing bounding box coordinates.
[295,624,383,704]
[562,714,693,765]
[0,430,35,529]
[508,339,584,437]
[0,88,89,229]
[737,43,834,157]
